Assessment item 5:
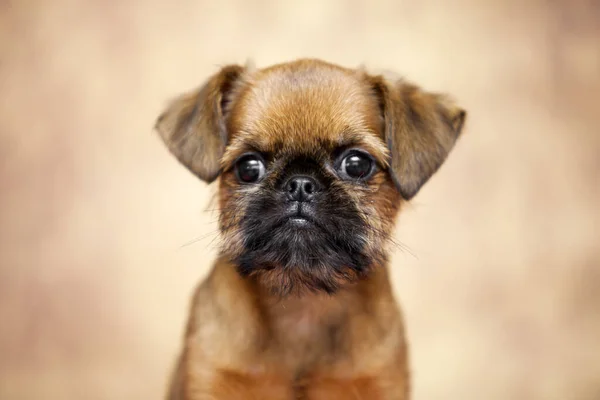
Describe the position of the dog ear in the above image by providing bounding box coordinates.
[155,65,245,182]
[368,75,466,200]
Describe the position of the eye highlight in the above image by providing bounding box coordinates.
[336,150,375,181]
[235,153,266,183]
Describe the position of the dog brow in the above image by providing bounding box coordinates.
[222,128,389,169]
[336,129,390,167]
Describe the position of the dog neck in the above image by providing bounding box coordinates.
[205,256,401,371]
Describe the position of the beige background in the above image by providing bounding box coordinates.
[1,0,599,399]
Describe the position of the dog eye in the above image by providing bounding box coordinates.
[338,151,374,180]
[235,154,266,183]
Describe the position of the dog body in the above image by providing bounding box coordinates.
[156,59,465,399]
[168,257,407,399]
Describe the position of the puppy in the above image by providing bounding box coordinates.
[156,59,466,400]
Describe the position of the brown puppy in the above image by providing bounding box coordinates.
[156,59,466,400]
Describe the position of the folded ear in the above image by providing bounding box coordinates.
[368,75,466,200]
[155,65,245,182]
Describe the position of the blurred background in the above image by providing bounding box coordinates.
[1,0,599,399]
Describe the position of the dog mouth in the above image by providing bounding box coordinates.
[287,216,310,225]
[281,202,319,227]
[234,194,378,295]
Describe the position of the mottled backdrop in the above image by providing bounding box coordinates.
[1,1,599,399]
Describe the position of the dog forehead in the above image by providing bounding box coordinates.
[228,62,382,154]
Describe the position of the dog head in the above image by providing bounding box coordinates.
[156,59,465,295]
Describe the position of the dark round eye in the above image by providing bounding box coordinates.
[235,154,266,183]
[339,152,373,180]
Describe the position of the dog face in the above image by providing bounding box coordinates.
[156,59,465,295]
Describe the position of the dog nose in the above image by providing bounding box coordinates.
[285,175,320,202]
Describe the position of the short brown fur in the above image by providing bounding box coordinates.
[156,59,466,399]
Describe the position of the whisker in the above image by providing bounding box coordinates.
[180,229,221,248]
[352,208,418,259]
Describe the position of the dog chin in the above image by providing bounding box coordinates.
[234,219,373,295]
